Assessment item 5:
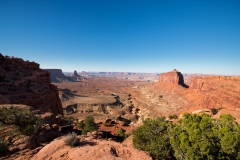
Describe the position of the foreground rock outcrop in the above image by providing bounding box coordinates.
[31,135,151,160]
[0,54,63,114]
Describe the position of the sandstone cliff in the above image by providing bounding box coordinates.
[0,54,63,115]
[153,70,240,122]
[189,76,240,109]
[159,69,185,86]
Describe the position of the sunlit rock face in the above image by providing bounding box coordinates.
[159,69,185,85]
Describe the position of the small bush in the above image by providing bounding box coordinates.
[76,121,85,129]
[0,107,41,136]
[82,116,97,135]
[64,132,79,147]
[116,128,129,140]
[133,116,173,159]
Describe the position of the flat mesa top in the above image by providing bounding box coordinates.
[73,96,117,104]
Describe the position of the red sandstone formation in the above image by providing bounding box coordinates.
[159,69,185,86]
[189,76,240,109]
[0,54,63,115]
[155,70,240,122]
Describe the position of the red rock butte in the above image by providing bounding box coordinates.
[155,69,240,122]
[159,69,185,86]
[71,70,80,76]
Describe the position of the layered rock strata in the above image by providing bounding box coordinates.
[154,70,240,122]
[0,54,63,115]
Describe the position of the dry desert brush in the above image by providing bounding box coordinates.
[0,106,42,149]
[64,132,79,147]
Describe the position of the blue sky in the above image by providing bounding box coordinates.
[0,0,240,75]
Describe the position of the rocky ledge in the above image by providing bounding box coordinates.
[0,54,63,114]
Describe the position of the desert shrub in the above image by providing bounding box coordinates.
[0,107,41,136]
[76,121,85,129]
[81,116,97,135]
[213,114,240,159]
[133,113,240,159]
[169,113,240,159]
[133,116,173,159]
[64,132,79,147]
[168,114,178,120]
[116,128,129,140]
[64,116,75,122]
[169,113,218,159]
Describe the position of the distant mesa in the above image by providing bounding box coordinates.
[80,71,89,76]
[69,70,87,81]
[71,70,80,76]
[158,69,188,88]
[44,69,87,83]
[44,69,75,83]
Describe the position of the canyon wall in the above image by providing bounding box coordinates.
[0,54,63,115]
[153,69,240,122]
[189,76,240,109]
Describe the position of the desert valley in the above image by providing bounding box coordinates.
[0,54,240,159]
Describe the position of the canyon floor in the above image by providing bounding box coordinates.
[55,75,240,126]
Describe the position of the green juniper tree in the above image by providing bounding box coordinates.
[133,116,173,159]
[82,116,97,135]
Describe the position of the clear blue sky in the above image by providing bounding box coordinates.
[1,0,240,75]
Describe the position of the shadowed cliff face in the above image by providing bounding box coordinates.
[0,54,63,115]
[159,69,188,88]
